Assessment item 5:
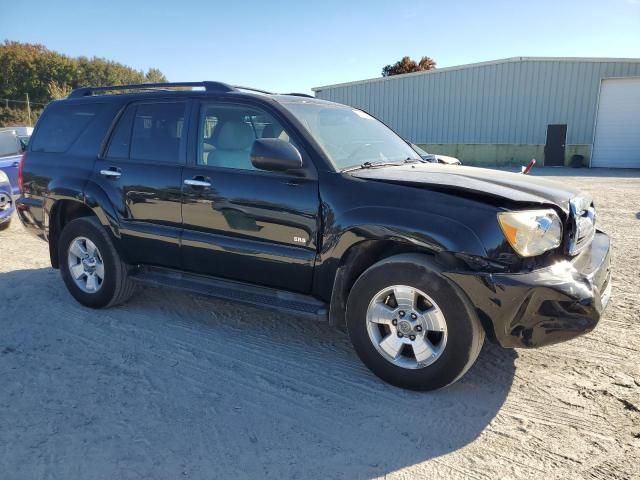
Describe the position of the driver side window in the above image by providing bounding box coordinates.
[198,103,293,170]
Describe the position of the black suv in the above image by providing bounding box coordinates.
[17,82,612,390]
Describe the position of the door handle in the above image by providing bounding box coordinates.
[184,178,211,188]
[12,161,19,167]
[100,168,121,179]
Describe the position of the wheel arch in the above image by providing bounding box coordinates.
[327,239,443,326]
[319,206,488,326]
[48,199,95,268]
[47,184,121,269]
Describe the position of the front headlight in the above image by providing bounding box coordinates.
[497,209,562,257]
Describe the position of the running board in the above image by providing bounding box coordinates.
[131,266,329,321]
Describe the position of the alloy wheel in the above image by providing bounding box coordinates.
[67,236,105,293]
[366,285,448,369]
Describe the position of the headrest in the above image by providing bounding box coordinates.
[261,123,283,139]
[216,121,254,150]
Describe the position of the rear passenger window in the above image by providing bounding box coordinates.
[130,103,185,163]
[106,102,185,163]
[31,102,105,153]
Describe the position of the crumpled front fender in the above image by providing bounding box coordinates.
[445,232,612,348]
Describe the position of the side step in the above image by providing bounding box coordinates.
[131,266,329,321]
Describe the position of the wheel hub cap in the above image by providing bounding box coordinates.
[398,320,413,335]
[82,257,97,269]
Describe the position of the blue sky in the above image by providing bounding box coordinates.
[2,0,639,93]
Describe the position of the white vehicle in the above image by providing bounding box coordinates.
[0,128,30,195]
[0,126,33,146]
[410,143,462,165]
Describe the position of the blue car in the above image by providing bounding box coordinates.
[0,170,14,230]
[0,129,25,195]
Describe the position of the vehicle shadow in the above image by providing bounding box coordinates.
[0,267,516,479]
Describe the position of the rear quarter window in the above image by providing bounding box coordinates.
[31,102,106,153]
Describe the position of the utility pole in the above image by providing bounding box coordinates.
[26,93,32,126]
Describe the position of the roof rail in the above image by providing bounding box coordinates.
[67,81,236,98]
[233,85,273,95]
[67,82,313,100]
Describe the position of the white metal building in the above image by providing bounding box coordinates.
[313,57,640,168]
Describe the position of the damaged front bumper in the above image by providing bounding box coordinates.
[446,231,612,348]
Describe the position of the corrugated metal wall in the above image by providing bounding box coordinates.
[313,58,640,145]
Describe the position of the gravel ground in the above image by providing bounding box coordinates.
[0,168,638,479]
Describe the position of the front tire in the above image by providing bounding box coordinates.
[346,254,484,391]
[58,216,136,308]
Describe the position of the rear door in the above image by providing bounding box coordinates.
[181,99,320,293]
[91,100,187,267]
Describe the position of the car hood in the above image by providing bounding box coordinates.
[349,163,583,213]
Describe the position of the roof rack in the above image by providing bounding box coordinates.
[68,81,236,98]
[68,82,312,99]
[233,85,273,95]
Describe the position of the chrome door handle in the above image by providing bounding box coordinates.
[100,169,121,179]
[184,179,211,187]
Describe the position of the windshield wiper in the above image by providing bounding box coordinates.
[341,158,419,173]
[403,157,421,164]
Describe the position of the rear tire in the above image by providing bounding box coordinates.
[346,254,484,391]
[0,219,10,231]
[58,216,136,308]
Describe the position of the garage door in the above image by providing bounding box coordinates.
[592,78,640,168]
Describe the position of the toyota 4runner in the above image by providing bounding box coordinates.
[16,82,612,390]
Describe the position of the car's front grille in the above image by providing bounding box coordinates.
[567,196,596,256]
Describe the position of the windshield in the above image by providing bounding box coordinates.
[410,143,429,157]
[281,102,420,170]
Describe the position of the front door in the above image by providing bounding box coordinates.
[544,124,567,167]
[181,100,319,293]
[91,100,187,267]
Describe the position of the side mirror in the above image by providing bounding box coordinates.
[250,139,303,172]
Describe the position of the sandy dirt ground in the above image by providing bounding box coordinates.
[0,169,639,479]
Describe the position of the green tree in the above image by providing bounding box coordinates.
[382,56,437,77]
[145,68,168,83]
[47,81,72,100]
[0,40,168,127]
